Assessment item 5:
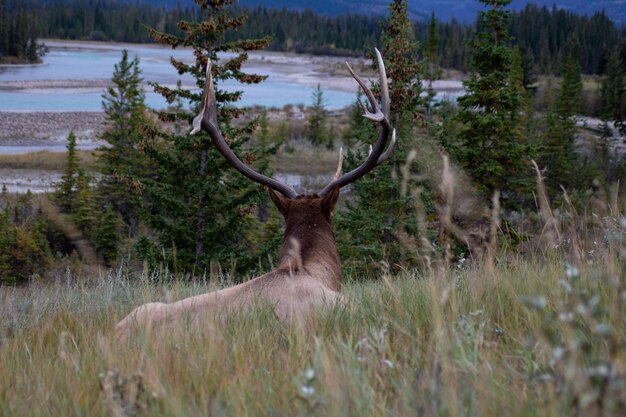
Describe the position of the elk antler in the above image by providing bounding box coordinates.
[318,48,394,196]
[191,59,299,199]
[192,49,394,199]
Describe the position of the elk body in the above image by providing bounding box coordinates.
[115,49,395,340]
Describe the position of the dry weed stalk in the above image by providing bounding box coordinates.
[531,159,561,248]
[437,155,498,266]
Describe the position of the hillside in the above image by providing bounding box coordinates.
[145,0,626,23]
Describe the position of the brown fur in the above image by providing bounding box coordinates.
[115,188,344,341]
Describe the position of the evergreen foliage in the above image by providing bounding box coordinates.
[16,0,622,74]
[54,132,81,214]
[600,49,626,137]
[451,0,531,209]
[538,47,585,198]
[306,84,330,147]
[71,171,97,237]
[424,12,442,116]
[510,5,620,74]
[337,0,425,277]
[0,0,46,63]
[94,207,122,266]
[137,0,277,276]
[0,193,51,285]
[98,49,147,238]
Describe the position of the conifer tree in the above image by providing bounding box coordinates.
[98,49,147,238]
[72,171,97,237]
[538,46,584,196]
[336,0,425,277]
[138,0,276,275]
[306,84,329,147]
[94,207,122,266]
[451,0,530,209]
[424,12,441,116]
[600,49,625,136]
[54,132,80,213]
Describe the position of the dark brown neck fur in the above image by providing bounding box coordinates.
[277,196,341,291]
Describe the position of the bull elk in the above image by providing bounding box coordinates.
[115,49,395,340]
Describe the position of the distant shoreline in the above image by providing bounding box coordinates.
[0,111,104,145]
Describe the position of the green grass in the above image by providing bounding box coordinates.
[1,253,624,417]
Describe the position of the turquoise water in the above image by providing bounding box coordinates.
[0,43,356,111]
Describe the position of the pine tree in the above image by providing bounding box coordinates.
[97,49,147,238]
[54,132,80,213]
[138,0,276,276]
[451,0,530,209]
[306,84,330,147]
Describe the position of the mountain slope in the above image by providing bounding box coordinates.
[238,1,626,23]
[136,1,625,24]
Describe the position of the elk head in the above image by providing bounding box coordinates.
[190,49,395,263]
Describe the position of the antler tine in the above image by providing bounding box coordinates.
[334,147,344,180]
[191,57,298,199]
[376,128,396,165]
[345,63,380,119]
[375,48,390,118]
[318,49,393,196]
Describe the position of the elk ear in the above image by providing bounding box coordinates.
[321,187,340,220]
[268,188,290,216]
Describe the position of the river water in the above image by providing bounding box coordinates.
[0,41,358,111]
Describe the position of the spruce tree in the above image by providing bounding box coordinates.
[98,49,147,238]
[54,132,80,214]
[542,47,583,194]
[306,84,329,147]
[451,0,530,209]
[72,171,97,237]
[336,0,425,277]
[94,208,122,266]
[138,0,276,276]
[600,49,625,137]
[424,12,441,117]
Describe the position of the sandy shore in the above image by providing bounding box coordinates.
[0,79,111,90]
[0,111,104,144]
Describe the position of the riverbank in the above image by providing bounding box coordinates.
[0,111,104,144]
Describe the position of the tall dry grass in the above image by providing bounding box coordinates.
[0,150,96,171]
[1,238,624,416]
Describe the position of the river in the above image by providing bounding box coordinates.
[0,40,363,112]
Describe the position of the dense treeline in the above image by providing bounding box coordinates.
[0,0,46,63]
[20,0,625,74]
[510,4,624,74]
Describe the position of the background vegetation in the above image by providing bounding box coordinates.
[4,0,626,74]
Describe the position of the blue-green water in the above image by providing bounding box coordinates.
[0,42,357,112]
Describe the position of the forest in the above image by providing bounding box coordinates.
[0,0,46,63]
[2,0,625,73]
[0,0,625,415]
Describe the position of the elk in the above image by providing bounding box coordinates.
[115,49,395,340]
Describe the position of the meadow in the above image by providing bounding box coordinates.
[1,210,624,416]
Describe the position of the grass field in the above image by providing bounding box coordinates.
[1,247,624,416]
